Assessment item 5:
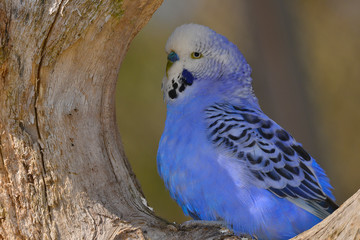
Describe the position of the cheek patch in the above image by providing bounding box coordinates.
[182,69,194,85]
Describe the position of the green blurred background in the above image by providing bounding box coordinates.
[116,0,360,223]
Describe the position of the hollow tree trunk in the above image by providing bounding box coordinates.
[0,1,358,240]
[0,0,237,239]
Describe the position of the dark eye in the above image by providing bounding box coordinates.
[191,52,202,59]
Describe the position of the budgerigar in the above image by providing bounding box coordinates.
[157,24,338,240]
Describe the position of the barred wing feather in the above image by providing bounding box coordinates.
[205,103,338,219]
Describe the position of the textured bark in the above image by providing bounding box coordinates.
[0,0,237,239]
[0,0,358,240]
[292,189,360,240]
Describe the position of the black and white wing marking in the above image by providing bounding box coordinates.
[205,103,338,219]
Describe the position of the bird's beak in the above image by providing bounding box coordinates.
[167,51,179,63]
[166,51,179,78]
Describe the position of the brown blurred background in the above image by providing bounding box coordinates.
[116,0,360,223]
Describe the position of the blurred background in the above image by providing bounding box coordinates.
[116,0,360,223]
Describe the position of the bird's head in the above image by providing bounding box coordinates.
[162,24,254,105]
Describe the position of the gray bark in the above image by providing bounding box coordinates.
[0,0,236,239]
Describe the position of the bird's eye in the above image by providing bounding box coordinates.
[191,52,202,59]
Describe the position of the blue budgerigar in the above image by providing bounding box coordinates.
[157,24,338,240]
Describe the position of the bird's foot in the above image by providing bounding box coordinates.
[180,220,227,229]
[180,220,256,239]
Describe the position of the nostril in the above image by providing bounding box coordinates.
[167,51,179,63]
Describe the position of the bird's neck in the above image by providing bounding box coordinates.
[165,73,261,118]
[166,87,260,120]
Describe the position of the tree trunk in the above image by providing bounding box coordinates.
[0,1,358,240]
[0,0,237,239]
[292,189,360,240]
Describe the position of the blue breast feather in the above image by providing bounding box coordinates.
[157,102,337,239]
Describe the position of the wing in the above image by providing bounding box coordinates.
[205,103,338,219]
